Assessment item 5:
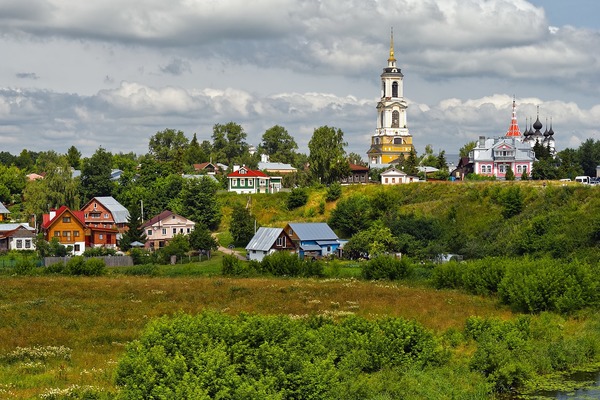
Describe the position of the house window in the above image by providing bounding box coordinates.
[25,240,31,249]
[187,228,190,233]
[74,231,80,237]
[16,239,22,249]
[63,216,71,223]
[173,228,177,234]
[180,228,184,233]
[84,213,88,218]
[99,234,104,240]
[499,165,505,173]
[54,231,60,237]
[162,228,167,235]
[276,237,285,247]
[93,203,97,209]
[517,165,522,173]
[147,229,152,236]
[385,178,388,183]
[523,165,527,173]
[105,213,109,218]
[391,178,396,183]
[63,231,71,239]
[260,179,266,186]
[74,244,80,252]
[248,179,253,187]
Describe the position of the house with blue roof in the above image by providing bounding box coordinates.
[245,227,296,261]
[283,222,341,259]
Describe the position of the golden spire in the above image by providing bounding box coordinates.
[388,27,396,63]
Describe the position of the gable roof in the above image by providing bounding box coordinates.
[287,223,338,241]
[228,167,269,178]
[84,196,130,224]
[0,202,9,214]
[42,206,86,230]
[0,223,34,233]
[246,227,283,251]
[349,163,369,172]
[381,167,407,176]
[140,210,194,229]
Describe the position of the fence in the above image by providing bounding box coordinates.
[44,256,134,267]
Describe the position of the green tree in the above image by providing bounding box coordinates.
[179,176,221,230]
[556,148,583,179]
[158,234,190,263]
[119,204,147,252]
[0,165,26,202]
[188,223,218,254]
[403,149,419,176]
[0,151,17,167]
[211,122,249,165]
[15,149,36,171]
[66,145,82,170]
[505,166,515,181]
[148,128,189,164]
[577,138,600,176]
[328,194,373,237]
[286,188,308,210]
[308,126,350,185]
[259,125,298,164]
[500,186,523,219]
[347,152,367,166]
[459,141,477,158]
[80,147,113,202]
[230,204,255,247]
[325,182,342,202]
[184,133,207,166]
[343,222,399,259]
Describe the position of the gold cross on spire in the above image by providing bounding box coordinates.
[388,27,396,62]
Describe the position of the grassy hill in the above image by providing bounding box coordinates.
[220,181,600,262]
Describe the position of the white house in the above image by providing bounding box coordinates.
[0,223,36,251]
[380,167,418,185]
[245,227,296,261]
[141,210,195,250]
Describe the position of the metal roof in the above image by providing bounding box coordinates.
[246,227,282,251]
[94,196,130,224]
[0,202,9,214]
[288,223,338,241]
[300,244,322,251]
[0,223,33,232]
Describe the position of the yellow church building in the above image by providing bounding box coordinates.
[367,31,415,165]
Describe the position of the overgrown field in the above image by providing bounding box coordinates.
[3,181,600,398]
[0,275,509,398]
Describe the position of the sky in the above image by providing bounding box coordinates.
[1,0,600,162]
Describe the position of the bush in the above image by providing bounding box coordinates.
[431,260,464,289]
[120,264,159,276]
[64,256,106,276]
[44,261,65,274]
[115,311,444,399]
[221,255,255,276]
[286,188,308,210]
[361,255,413,280]
[325,182,342,202]
[13,258,36,275]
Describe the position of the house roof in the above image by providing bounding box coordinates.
[0,202,9,214]
[141,210,174,229]
[258,161,297,171]
[193,162,216,171]
[349,163,369,172]
[42,206,86,229]
[246,227,283,251]
[381,167,407,176]
[0,223,34,232]
[228,167,269,178]
[87,196,130,224]
[288,223,338,241]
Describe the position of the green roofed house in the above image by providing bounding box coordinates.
[227,165,282,194]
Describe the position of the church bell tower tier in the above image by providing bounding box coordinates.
[367,29,415,165]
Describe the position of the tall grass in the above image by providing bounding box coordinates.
[0,274,511,398]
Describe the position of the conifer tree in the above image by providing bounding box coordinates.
[120,204,147,251]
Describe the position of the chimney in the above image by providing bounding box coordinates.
[478,136,485,147]
[261,154,269,163]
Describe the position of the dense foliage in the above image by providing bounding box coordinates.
[115,311,446,399]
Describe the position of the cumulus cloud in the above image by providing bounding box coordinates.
[0,1,600,160]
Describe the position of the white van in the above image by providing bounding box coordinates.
[575,176,590,184]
